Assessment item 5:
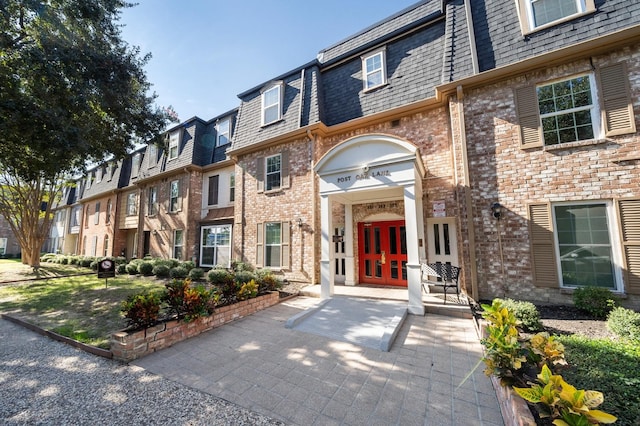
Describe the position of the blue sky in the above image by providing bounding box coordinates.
[119,0,419,122]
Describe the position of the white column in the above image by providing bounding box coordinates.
[404,183,425,315]
[344,203,355,286]
[320,194,334,299]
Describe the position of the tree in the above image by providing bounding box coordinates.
[0,0,173,267]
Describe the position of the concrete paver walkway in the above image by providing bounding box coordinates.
[133,296,503,426]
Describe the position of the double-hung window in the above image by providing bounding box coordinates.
[256,221,290,269]
[169,180,181,212]
[94,202,100,225]
[553,203,618,290]
[168,131,180,160]
[200,225,232,268]
[106,199,111,224]
[148,187,158,216]
[262,84,281,126]
[173,230,183,259]
[148,144,158,167]
[217,119,230,146]
[518,0,595,34]
[126,192,137,216]
[266,154,281,191]
[207,175,219,206]
[516,63,635,148]
[362,49,387,91]
[537,74,597,146]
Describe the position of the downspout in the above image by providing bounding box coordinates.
[456,85,479,301]
[307,129,316,286]
[464,0,480,75]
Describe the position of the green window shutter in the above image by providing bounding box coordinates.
[598,62,636,136]
[528,203,558,287]
[256,223,264,268]
[281,150,290,189]
[281,221,290,269]
[515,85,543,148]
[256,157,265,193]
[618,199,640,295]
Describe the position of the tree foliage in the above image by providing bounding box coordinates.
[0,0,174,266]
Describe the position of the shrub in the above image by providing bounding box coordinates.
[162,279,190,318]
[59,256,69,265]
[494,298,543,332]
[152,264,170,278]
[89,260,99,271]
[573,286,618,319]
[125,263,139,275]
[255,269,283,293]
[121,292,161,329]
[231,261,254,273]
[188,267,205,281]
[166,259,180,268]
[114,256,127,265]
[237,279,258,301]
[180,260,195,271]
[169,266,188,279]
[514,364,617,425]
[235,270,256,285]
[162,279,217,321]
[80,257,94,268]
[607,306,640,342]
[69,256,80,265]
[207,268,234,286]
[116,263,127,274]
[137,261,154,276]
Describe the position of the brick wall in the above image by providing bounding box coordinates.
[458,45,640,305]
[78,194,117,257]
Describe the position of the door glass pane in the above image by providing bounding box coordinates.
[375,260,382,278]
[365,260,372,277]
[389,226,397,255]
[374,227,381,254]
[364,228,370,254]
[402,261,407,280]
[443,223,451,255]
[341,258,346,275]
[555,204,615,288]
[400,226,407,254]
[433,224,441,255]
[391,260,398,279]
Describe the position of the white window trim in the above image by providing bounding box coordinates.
[261,83,283,126]
[229,172,235,203]
[168,131,180,160]
[173,229,184,260]
[207,175,220,207]
[217,119,230,146]
[550,200,624,292]
[148,187,158,216]
[265,154,282,192]
[517,0,595,35]
[361,48,387,92]
[537,73,601,146]
[94,202,100,225]
[199,225,232,268]
[264,222,282,269]
[126,192,137,217]
[169,180,181,213]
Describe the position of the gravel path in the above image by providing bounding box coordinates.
[0,318,284,425]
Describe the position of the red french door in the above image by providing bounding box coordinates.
[358,220,407,286]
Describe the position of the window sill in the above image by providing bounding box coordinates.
[560,287,627,298]
[261,118,284,128]
[521,10,596,36]
[543,138,608,152]
[363,82,388,93]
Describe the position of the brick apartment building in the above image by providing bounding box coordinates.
[46,0,640,311]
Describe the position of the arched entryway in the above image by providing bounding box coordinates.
[314,134,427,315]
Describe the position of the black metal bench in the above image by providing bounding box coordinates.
[420,262,461,304]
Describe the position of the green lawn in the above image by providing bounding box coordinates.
[0,265,165,348]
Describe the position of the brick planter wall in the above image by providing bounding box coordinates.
[111,291,280,362]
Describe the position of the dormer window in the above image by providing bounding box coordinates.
[362,48,387,91]
[217,118,230,146]
[148,144,158,167]
[106,162,113,181]
[261,84,282,126]
[168,131,180,160]
[96,167,103,183]
[132,153,141,177]
[517,0,595,34]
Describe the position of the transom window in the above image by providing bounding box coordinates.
[266,154,281,191]
[217,119,230,146]
[168,131,180,160]
[537,74,597,146]
[362,49,387,91]
[553,203,617,289]
[262,85,281,126]
[200,225,232,268]
[265,222,282,268]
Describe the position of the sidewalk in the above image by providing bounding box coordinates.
[133,296,503,426]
